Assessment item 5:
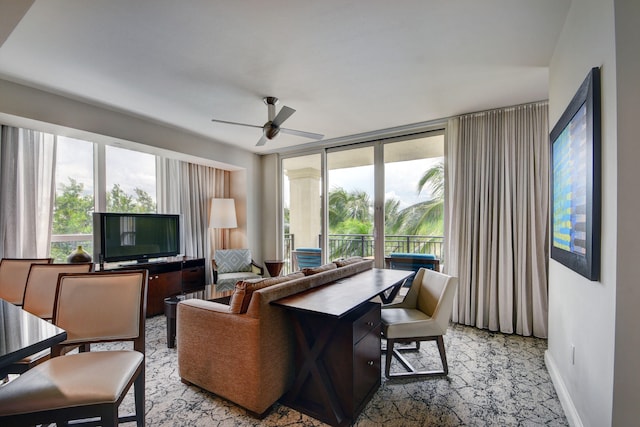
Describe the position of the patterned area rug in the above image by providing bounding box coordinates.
[109,315,567,426]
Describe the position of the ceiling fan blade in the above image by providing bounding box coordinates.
[280,127,324,140]
[211,119,263,130]
[256,134,269,146]
[271,106,296,128]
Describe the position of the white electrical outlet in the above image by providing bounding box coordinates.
[571,344,576,365]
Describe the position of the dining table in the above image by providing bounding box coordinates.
[0,298,67,370]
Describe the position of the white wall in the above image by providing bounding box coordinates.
[612,0,640,424]
[0,78,263,261]
[259,154,282,262]
[547,0,617,426]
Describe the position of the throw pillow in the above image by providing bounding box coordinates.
[334,256,363,267]
[228,272,304,314]
[215,249,252,273]
[302,262,338,276]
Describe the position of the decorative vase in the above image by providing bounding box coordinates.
[67,245,92,263]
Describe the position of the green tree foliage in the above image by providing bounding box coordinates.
[383,160,445,236]
[53,178,94,234]
[107,184,135,212]
[51,178,94,262]
[106,184,156,213]
[384,198,403,234]
[133,188,156,213]
[327,159,445,238]
[328,187,372,233]
[51,180,156,262]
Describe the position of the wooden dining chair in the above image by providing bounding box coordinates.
[0,269,148,427]
[0,257,52,305]
[0,263,95,378]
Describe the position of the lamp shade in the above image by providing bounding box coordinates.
[209,198,237,229]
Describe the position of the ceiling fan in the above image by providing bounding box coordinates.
[211,97,324,146]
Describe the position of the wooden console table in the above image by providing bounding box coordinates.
[272,268,414,426]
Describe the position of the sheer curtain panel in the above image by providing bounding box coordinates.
[444,103,549,338]
[0,126,56,258]
[157,158,230,285]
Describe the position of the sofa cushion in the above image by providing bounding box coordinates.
[334,256,364,267]
[215,249,253,273]
[302,262,337,276]
[228,272,304,314]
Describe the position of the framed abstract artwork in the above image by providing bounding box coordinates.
[550,67,601,281]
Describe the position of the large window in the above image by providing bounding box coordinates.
[281,131,444,271]
[105,146,156,213]
[50,139,158,262]
[51,137,95,262]
[327,146,375,260]
[383,136,444,259]
[282,154,322,272]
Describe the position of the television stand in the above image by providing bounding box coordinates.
[101,256,205,316]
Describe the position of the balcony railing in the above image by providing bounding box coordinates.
[50,234,93,263]
[283,234,444,274]
[51,233,444,274]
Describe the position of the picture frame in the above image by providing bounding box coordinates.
[550,67,601,281]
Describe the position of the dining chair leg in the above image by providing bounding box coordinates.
[134,370,146,426]
[384,338,395,378]
[102,407,118,427]
[385,335,449,378]
[436,335,448,375]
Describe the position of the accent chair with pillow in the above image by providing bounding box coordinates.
[212,249,264,292]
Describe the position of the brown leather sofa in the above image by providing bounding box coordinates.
[176,257,374,416]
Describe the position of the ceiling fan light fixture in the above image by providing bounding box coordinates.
[211,96,324,146]
[264,122,280,139]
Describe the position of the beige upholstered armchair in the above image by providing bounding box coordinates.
[212,249,264,292]
[381,267,458,378]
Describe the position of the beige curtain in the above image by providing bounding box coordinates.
[0,126,57,258]
[444,102,549,338]
[158,158,230,285]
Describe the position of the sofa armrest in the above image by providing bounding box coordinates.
[177,298,292,415]
[251,260,264,276]
[211,259,218,283]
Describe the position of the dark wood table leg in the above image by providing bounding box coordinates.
[379,273,415,304]
[283,312,347,427]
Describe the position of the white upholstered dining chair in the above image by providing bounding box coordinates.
[381,267,458,378]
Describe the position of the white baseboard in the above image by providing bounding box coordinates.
[545,350,583,427]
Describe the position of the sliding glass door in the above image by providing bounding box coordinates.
[282,154,322,272]
[282,130,444,270]
[383,135,444,260]
[327,145,375,260]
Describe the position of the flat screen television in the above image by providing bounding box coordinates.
[93,212,181,264]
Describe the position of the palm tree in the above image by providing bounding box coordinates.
[328,187,372,230]
[394,160,444,236]
[328,187,373,258]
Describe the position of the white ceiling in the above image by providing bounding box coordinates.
[0,0,570,154]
